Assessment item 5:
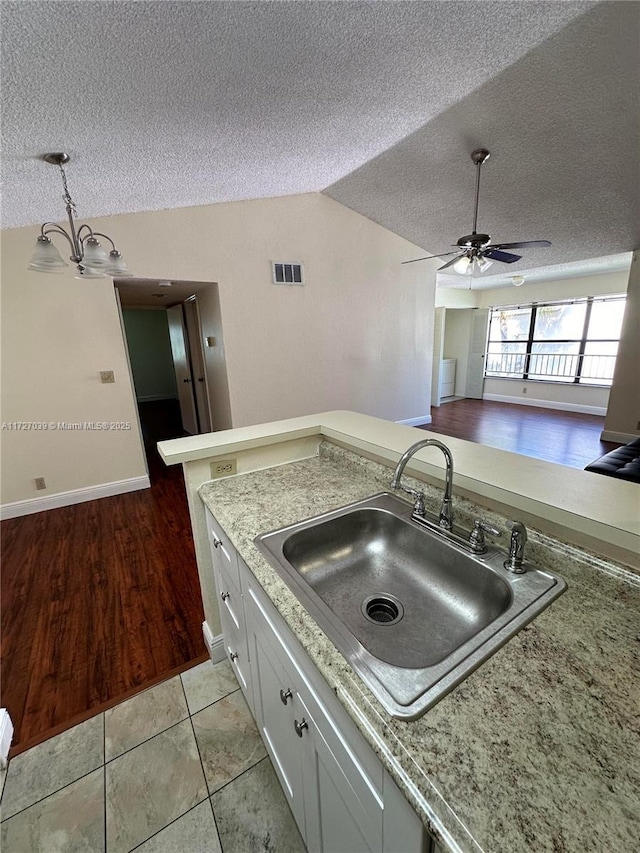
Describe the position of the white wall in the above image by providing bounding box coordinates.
[436,269,631,413]
[0,227,148,506]
[1,193,437,506]
[474,270,629,310]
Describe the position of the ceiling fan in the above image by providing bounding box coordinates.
[403,149,551,275]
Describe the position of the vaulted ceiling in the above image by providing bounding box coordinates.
[2,1,638,288]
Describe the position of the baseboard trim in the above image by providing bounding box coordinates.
[397,415,432,426]
[0,475,151,520]
[600,430,638,444]
[0,709,14,770]
[482,394,607,417]
[202,621,226,664]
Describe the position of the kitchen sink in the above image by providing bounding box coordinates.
[255,492,567,719]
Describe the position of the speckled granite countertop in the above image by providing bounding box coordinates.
[199,442,640,853]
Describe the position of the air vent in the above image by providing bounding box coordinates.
[272,262,304,286]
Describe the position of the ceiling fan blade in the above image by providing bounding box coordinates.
[402,251,459,265]
[483,249,522,264]
[437,255,463,271]
[487,240,552,250]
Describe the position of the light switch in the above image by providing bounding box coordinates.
[100,370,115,383]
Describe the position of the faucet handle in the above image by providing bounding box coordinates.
[504,520,528,573]
[468,519,501,554]
[404,487,426,518]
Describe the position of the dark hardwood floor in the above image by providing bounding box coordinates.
[418,398,620,469]
[1,399,207,757]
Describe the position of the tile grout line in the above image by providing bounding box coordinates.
[181,669,225,849]
[127,798,213,853]
[0,762,103,824]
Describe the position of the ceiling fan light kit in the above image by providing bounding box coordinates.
[27,153,131,280]
[403,147,551,276]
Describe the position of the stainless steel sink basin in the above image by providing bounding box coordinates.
[255,493,567,719]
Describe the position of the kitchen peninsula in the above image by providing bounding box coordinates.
[159,411,640,852]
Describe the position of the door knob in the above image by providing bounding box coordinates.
[294,718,308,737]
[220,591,230,601]
[212,537,222,548]
[183,378,192,383]
[280,688,292,705]
[230,651,238,661]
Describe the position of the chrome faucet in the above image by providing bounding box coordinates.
[390,438,454,530]
[504,521,528,573]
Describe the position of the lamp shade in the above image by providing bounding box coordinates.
[105,250,131,277]
[75,264,106,280]
[475,256,493,273]
[82,237,110,267]
[28,235,68,273]
[453,256,472,275]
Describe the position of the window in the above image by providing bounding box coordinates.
[485,295,626,385]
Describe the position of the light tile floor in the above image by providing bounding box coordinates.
[0,659,306,852]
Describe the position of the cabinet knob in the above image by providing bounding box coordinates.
[212,537,222,549]
[230,651,238,661]
[280,688,292,705]
[294,718,308,738]
[220,591,230,601]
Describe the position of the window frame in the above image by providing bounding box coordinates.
[484,295,625,386]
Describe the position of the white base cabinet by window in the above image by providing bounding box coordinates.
[206,508,436,853]
[439,358,456,399]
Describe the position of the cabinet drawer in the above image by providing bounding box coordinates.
[207,512,241,591]
[218,584,251,699]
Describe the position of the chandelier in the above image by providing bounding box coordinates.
[28,153,131,279]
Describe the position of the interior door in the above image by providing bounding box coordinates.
[183,296,212,433]
[167,304,198,434]
[465,308,489,399]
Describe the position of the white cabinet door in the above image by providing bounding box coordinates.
[297,692,383,853]
[465,308,489,399]
[246,595,307,838]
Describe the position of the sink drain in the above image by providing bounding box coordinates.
[361,594,404,626]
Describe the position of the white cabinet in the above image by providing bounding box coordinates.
[206,508,431,853]
[206,512,253,711]
[439,358,456,399]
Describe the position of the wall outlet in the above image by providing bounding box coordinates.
[34,477,46,490]
[522,387,527,394]
[100,370,115,383]
[211,458,237,479]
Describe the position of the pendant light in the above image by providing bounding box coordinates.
[28,153,131,279]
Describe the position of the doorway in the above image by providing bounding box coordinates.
[116,278,220,476]
[435,307,489,404]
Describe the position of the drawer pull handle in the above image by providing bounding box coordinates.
[294,718,308,738]
[280,688,292,705]
[212,537,222,548]
[220,591,230,601]
[230,651,238,661]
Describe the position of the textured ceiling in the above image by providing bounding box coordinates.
[2,1,638,288]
